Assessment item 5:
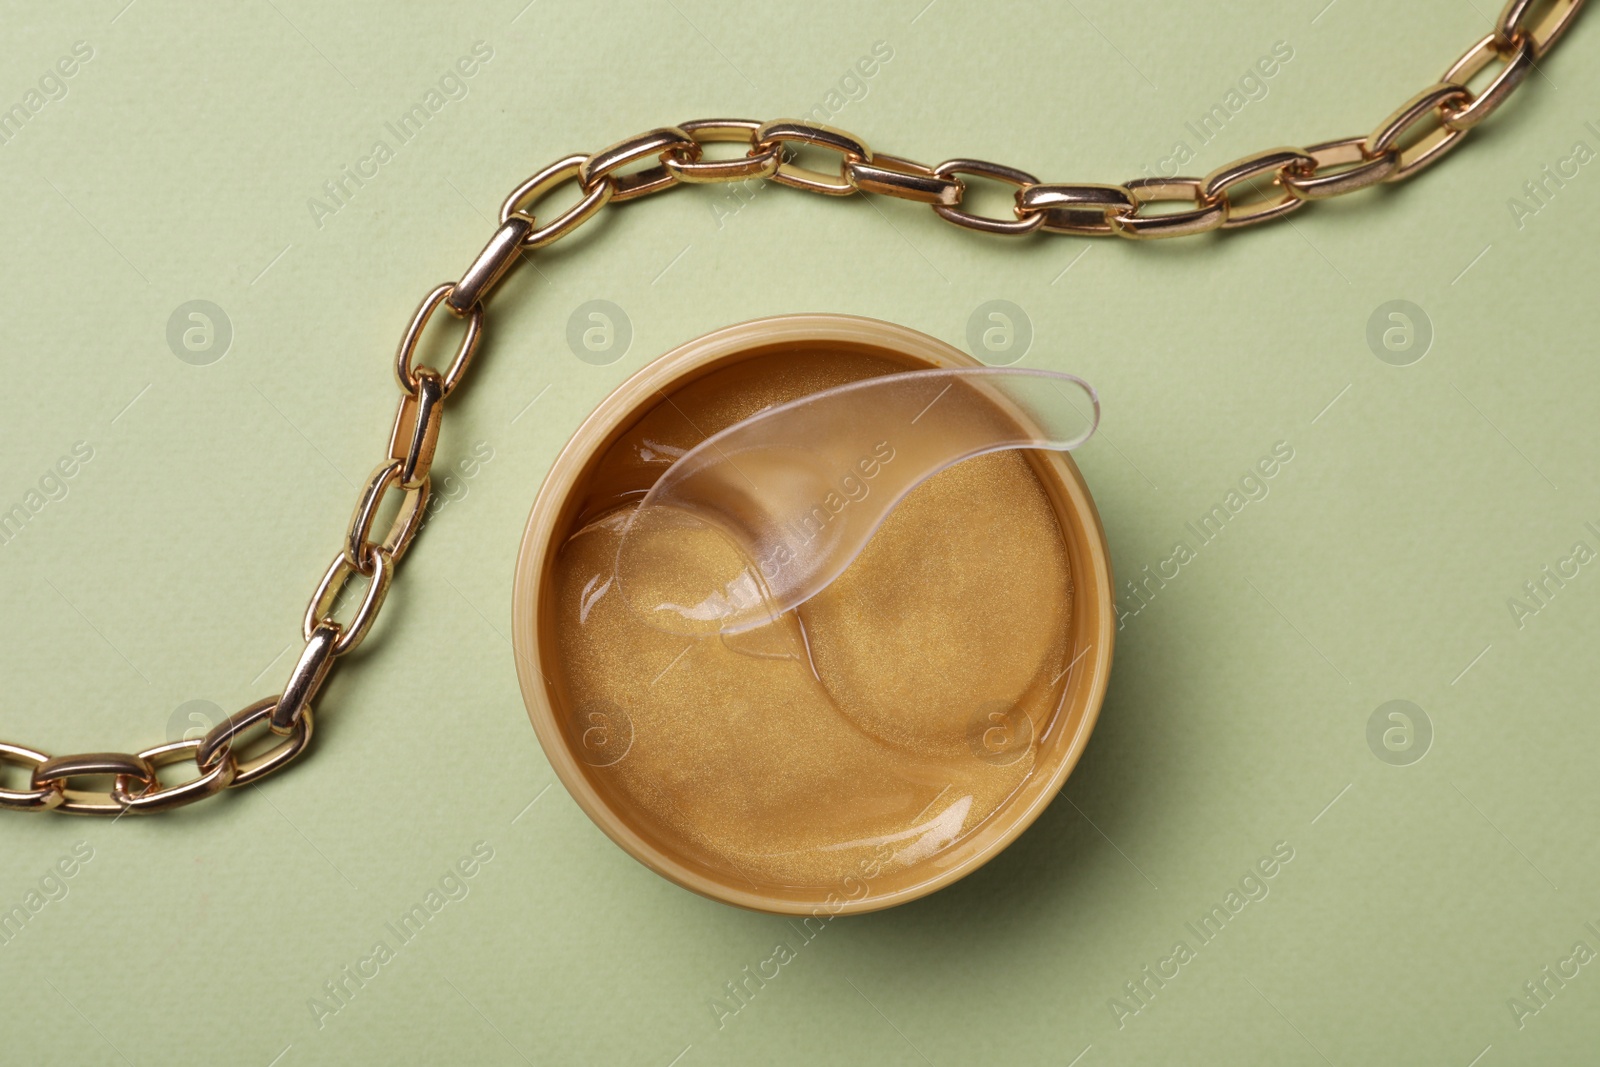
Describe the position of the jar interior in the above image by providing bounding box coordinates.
[530,333,1101,911]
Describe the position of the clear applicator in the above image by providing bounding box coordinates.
[614,367,1099,637]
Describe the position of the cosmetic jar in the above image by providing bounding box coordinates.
[512,314,1113,914]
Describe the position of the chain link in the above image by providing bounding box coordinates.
[2,1,1581,814]
[757,120,872,195]
[664,119,782,185]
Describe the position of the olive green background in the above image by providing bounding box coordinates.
[2,1,1597,1063]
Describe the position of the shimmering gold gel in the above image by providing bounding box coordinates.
[549,347,1073,891]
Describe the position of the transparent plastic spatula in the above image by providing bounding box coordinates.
[614,367,1099,636]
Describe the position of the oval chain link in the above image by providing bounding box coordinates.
[931,158,1045,235]
[3,7,1582,813]
[663,119,782,185]
[757,120,873,195]
[1440,32,1537,131]
[1497,0,1583,54]
[1202,147,1318,229]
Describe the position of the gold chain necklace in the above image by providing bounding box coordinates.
[0,0,1581,816]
